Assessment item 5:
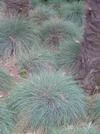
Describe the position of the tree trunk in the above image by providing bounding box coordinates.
[75,0,100,91]
[4,0,31,17]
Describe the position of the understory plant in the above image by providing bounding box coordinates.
[58,1,84,26]
[0,103,16,134]
[0,17,38,59]
[7,70,87,134]
[18,48,57,74]
[0,69,13,93]
[56,37,81,71]
[52,125,99,134]
[31,5,57,25]
[39,18,80,49]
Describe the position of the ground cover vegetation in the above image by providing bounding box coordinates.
[31,5,57,25]
[56,36,81,71]
[52,125,100,134]
[39,18,80,49]
[0,68,13,93]
[17,48,57,74]
[0,103,16,134]
[58,1,84,26]
[0,17,38,58]
[0,0,100,134]
[7,70,87,133]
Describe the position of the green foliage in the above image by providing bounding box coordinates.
[56,36,81,71]
[18,48,57,74]
[20,69,27,74]
[0,103,16,134]
[52,125,99,134]
[39,18,80,49]
[31,5,57,25]
[19,69,27,78]
[58,1,84,26]
[7,70,87,133]
[0,69,13,93]
[0,17,38,59]
[92,98,100,121]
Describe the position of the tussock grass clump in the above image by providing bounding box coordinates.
[7,70,87,133]
[31,0,43,9]
[56,37,81,71]
[0,1,4,7]
[18,48,57,74]
[48,0,66,9]
[0,69,13,93]
[92,98,100,121]
[0,103,16,134]
[31,5,57,25]
[52,125,99,134]
[39,18,80,49]
[59,1,84,25]
[0,17,38,59]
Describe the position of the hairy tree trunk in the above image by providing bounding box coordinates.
[4,0,31,17]
[75,0,100,91]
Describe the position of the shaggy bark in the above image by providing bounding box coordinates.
[4,0,31,17]
[75,0,100,91]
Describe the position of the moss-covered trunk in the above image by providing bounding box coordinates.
[4,0,31,17]
[75,0,100,91]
